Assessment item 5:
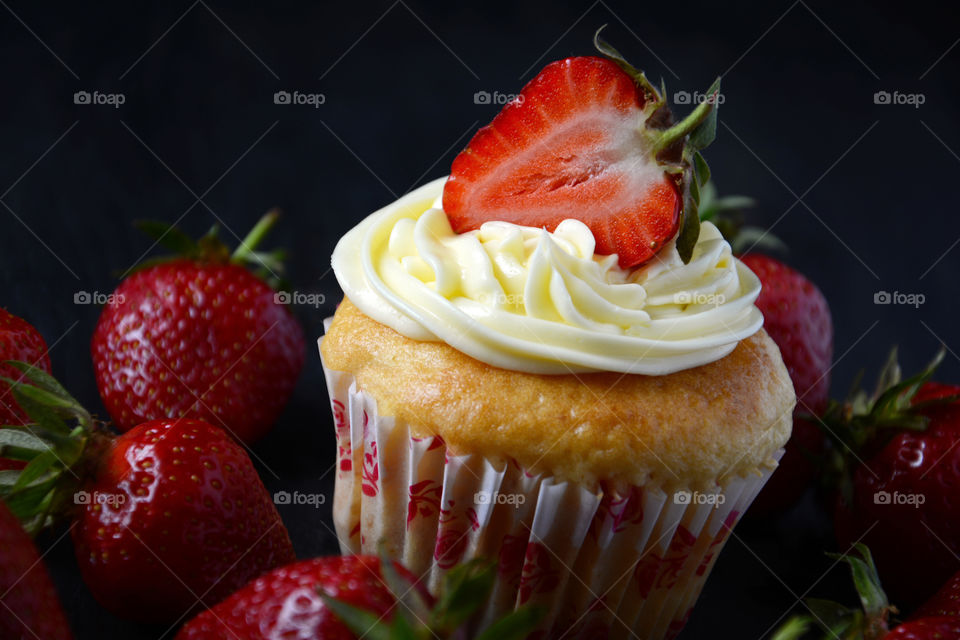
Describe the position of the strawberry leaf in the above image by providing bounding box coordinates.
[430,558,496,632]
[378,551,431,625]
[687,77,720,151]
[134,220,199,257]
[0,428,50,454]
[3,380,90,426]
[592,25,661,106]
[474,606,546,640]
[769,615,813,640]
[693,151,711,187]
[319,593,395,640]
[10,450,58,493]
[5,361,75,401]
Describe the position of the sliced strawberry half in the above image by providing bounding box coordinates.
[443,29,720,269]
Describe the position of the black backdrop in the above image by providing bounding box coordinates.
[1,1,958,638]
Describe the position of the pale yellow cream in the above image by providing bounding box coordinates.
[331,176,763,375]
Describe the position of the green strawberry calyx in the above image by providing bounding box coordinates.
[772,544,900,640]
[593,25,719,264]
[320,553,544,640]
[816,346,958,502]
[696,182,788,256]
[0,361,111,535]
[132,209,290,290]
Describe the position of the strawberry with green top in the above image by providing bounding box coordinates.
[444,26,720,268]
[820,349,960,609]
[0,363,295,623]
[773,545,960,640]
[177,555,543,640]
[92,212,305,445]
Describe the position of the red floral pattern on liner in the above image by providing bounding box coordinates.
[432,502,481,569]
[665,606,694,640]
[361,440,379,497]
[634,525,697,599]
[332,399,352,473]
[696,510,739,577]
[434,527,468,569]
[498,532,529,586]
[410,435,444,450]
[510,457,537,478]
[591,485,644,540]
[518,542,562,604]
[406,480,442,527]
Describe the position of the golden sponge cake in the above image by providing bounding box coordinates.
[321,297,794,489]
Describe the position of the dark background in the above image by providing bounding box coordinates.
[1,0,957,638]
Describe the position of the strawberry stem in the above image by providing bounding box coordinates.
[648,78,720,157]
[232,209,280,263]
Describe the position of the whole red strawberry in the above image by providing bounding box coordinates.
[92,213,305,444]
[74,418,296,622]
[0,308,51,426]
[771,544,960,640]
[176,556,416,640]
[444,28,720,269]
[177,555,541,640]
[740,254,833,513]
[825,352,960,609]
[0,500,73,639]
[0,363,295,623]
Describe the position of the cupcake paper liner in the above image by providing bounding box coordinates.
[320,326,783,639]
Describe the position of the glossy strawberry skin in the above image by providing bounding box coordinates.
[176,555,430,640]
[739,254,833,412]
[884,616,960,639]
[914,569,960,619]
[444,56,680,269]
[0,500,73,639]
[72,418,295,623]
[92,261,305,444]
[835,383,960,609]
[0,308,51,426]
[740,254,833,513]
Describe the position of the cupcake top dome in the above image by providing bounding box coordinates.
[321,298,793,489]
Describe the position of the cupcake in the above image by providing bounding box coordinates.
[320,35,794,640]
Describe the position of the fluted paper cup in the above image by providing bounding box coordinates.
[320,324,782,639]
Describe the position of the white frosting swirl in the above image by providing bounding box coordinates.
[331,176,763,375]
